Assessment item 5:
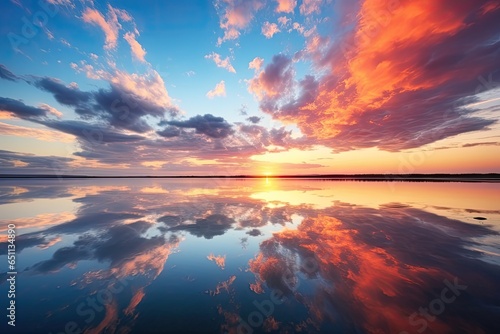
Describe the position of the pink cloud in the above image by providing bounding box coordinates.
[205,52,236,73]
[206,81,226,99]
[248,54,294,100]
[82,5,135,51]
[277,16,291,27]
[276,0,297,13]
[0,121,74,142]
[249,57,264,72]
[216,0,264,45]
[82,7,120,50]
[123,32,147,62]
[299,0,323,15]
[292,22,305,34]
[262,22,281,39]
[70,60,177,112]
[38,103,63,117]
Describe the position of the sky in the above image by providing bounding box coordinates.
[0,0,499,176]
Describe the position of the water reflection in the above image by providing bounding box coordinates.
[0,179,499,333]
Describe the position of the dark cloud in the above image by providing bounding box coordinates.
[158,215,183,227]
[169,214,235,239]
[246,228,262,236]
[39,120,145,143]
[47,212,144,234]
[27,221,165,274]
[157,126,181,138]
[0,149,73,174]
[246,116,261,124]
[0,181,73,204]
[34,77,91,106]
[0,97,48,118]
[462,141,500,148]
[0,235,46,255]
[0,64,19,81]
[29,75,176,134]
[166,114,234,138]
[28,245,92,273]
[91,85,167,133]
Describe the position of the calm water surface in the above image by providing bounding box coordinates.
[1,179,499,333]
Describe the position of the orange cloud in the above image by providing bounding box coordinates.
[207,253,226,269]
[124,288,146,316]
[250,0,500,152]
[248,205,498,333]
[208,275,236,296]
[276,0,297,13]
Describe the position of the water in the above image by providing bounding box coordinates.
[1,179,499,334]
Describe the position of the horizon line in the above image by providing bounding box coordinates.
[1,173,500,180]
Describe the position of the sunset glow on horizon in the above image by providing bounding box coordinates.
[1,0,499,175]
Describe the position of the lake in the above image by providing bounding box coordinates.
[1,179,499,333]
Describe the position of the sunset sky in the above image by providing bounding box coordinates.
[1,0,499,175]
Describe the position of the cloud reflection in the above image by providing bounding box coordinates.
[0,180,499,333]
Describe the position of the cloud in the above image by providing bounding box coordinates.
[165,114,234,139]
[82,5,132,50]
[292,22,305,34]
[206,80,226,99]
[248,54,295,101]
[27,220,167,274]
[207,253,226,269]
[34,77,91,106]
[91,84,170,133]
[39,120,145,143]
[0,122,73,142]
[299,0,323,15]
[123,32,147,62]
[462,141,500,148]
[246,116,261,124]
[0,149,73,174]
[169,214,235,239]
[0,64,19,81]
[95,68,177,113]
[82,6,120,50]
[276,0,297,13]
[216,0,264,45]
[248,57,264,72]
[31,69,178,133]
[156,126,181,138]
[249,204,500,333]
[248,0,500,152]
[38,103,63,117]
[0,97,49,118]
[205,52,236,73]
[262,22,280,39]
[277,16,291,27]
[246,228,262,236]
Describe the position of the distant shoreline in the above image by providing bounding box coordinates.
[1,174,499,182]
